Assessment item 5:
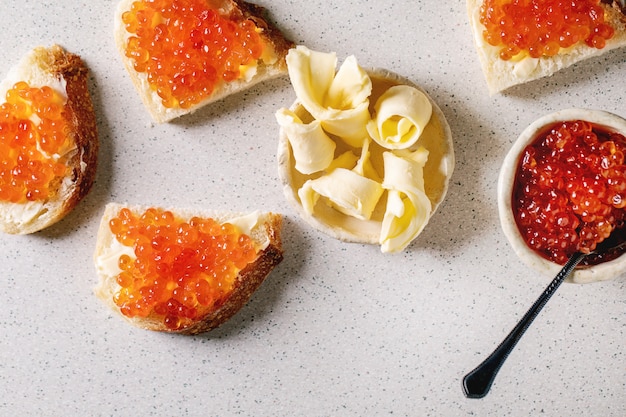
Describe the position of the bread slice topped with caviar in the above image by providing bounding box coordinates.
[467,0,626,94]
[94,203,283,334]
[114,0,294,123]
[0,45,98,234]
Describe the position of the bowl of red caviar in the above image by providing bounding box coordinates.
[498,109,626,283]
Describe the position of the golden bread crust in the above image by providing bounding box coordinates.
[47,46,99,223]
[234,0,294,65]
[603,0,626,18]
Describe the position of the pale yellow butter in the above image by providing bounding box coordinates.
[379,148,432,253]
[286,46,372,147]
[276,108,336,175]
[367,85,432,150]
[298,168,384,220]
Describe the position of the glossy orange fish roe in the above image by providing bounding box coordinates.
[109,207,258,330]
[480,0,615,60]
[0,82,69,203]
[122,0,265,109]
[513,121,626,265]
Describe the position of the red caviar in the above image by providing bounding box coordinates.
[122,0,265,109]
[109,207,258,331]
[480,0,615,60]
[512,120,626,265]
[0,81,69,203]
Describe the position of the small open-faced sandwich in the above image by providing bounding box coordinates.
[114,0,294,122]
[94,203,283,334]
[0,45,98,234]
[467,0,626,94]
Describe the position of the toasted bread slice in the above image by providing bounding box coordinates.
[467,0,626,94]
[94,203,283,334]
[0,45,98,234]
[114,0,294,123]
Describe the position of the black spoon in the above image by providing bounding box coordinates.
[462,234,626,399]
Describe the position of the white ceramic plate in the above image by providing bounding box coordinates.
[277,68,455,249]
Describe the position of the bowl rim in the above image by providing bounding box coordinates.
[497,108,626,284]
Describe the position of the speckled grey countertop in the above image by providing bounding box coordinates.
[0,1,624,416]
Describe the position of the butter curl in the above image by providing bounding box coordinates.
[379,148,432,253]
[367,85,432,150]
[286,46,372,147]
[276,108,336,175]
[298,168,384,221]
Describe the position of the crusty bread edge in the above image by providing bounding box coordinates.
[0,45,98,234]
[93,202,284,334]
[467,0,626,94]
[113,0,294,123]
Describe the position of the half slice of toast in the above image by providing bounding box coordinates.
[467,0,626,94]
[114,0,294,122]
[0,45,98,234]
[94,203,283,334]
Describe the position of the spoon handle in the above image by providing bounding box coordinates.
[462,252,586,399]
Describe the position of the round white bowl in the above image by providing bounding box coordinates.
[277,68,455,249]
[498,108,626,283]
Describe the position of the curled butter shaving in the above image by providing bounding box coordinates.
[327,150,359,173]
[379,148,432,253]
[298,168,384,220]
[298,137,383,221]
[353,137,382,183]
[286,46,372,147]
[367,85,432,150]
[276,108,336,175]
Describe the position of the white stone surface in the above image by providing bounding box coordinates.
[0,1,624,416]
